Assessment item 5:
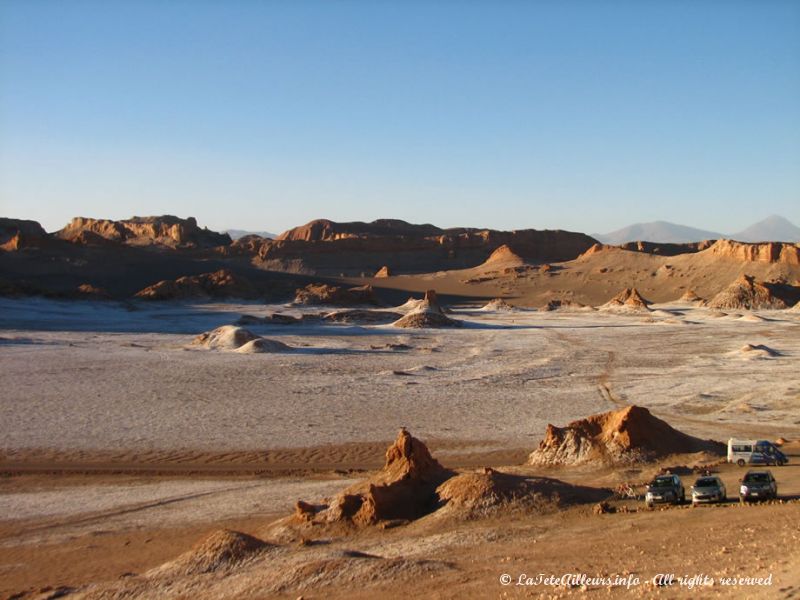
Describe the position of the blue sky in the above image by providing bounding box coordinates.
[1,0,799,235]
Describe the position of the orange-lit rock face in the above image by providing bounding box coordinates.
[57,216,231,248]
[706,274,787,310]
[528,405,724,466]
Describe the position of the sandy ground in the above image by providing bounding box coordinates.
[1,298,799,598]
[1,453,799,598]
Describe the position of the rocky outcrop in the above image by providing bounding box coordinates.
[293,283,379,306]
[294,429,452,527]
[393,312,461,328]
[678,289,705,304]
[374,265,392,278]
[528,405,724,466]
[703,239,800,265]
[0,218,49,251]
[479,244,525,267]
[706,274,787,310]
[149,530,269,577]
[736,344,780,358]
[259,219,597,276]
[236,313,301,325]
[235,338,292,354]
[216,234,268,257]
[435,468,608,517]
[277,219,444,242]
[193,326,260,350]
[601,288,651,311]
[134,269,259,300]
[288,430,608,527]
[193,325,289,353]
[322,309,402,325]
[75,284,112,299]
[577,243,615,259]
[57,216,231,248]
[540,298,589,312]
[393,290,462,328]
[480,298,517,311]
[617,240,714,256]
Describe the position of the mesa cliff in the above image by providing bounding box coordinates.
[257,218,597,276]
[56,215,231,248]
[2,215,800,305]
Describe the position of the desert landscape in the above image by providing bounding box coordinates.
[3,1,800,597]
[1,214,800,599]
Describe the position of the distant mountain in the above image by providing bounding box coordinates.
[225,229,277,240]
[595,215,800,244]
[593,221,723,245]
[730,215,800,243]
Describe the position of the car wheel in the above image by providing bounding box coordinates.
[736,459,746,467]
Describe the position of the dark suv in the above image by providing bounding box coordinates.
[645,474,685,507]
[739,470,778,503]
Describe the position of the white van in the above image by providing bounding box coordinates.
[727,439,787,467]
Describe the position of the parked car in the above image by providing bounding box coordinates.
[645,474,685,507]
[728,439,788,467]
[739,470,778,503]
[690,475,726,506]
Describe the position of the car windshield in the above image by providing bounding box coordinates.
[694,478,717,487]
[651,477,673,487]
[743,473,769,483]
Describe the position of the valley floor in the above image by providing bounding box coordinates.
[1,298,799,598]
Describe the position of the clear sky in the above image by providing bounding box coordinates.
[1,0,799,235]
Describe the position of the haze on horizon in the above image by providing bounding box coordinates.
[1,1,799,235]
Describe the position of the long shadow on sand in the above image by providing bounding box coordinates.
[458,320,641,331]
[1,298,656,336]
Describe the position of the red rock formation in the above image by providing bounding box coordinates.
[617,240,715,256]
[703,239,800,265]
[392,290,462,328]
[277,219,444,242]
[435,468,608,516]
[479,244,526,267]
[678,289,704,304]
[706,274,787,310]
[0,218,49,251]
[481,298,516,311]
[296,429,452,527]
[75,284,112,299]
[135,269,259,300]
[374,265,391,278]
[151,529,269,576]
[57,216,231,248]
[216,234,268,257]
[602,287,651,310]
[540,298,587,311]
[577,243,615,258]
[260,219,597,276]
[293,283,378,306]
[528,405,724,466]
